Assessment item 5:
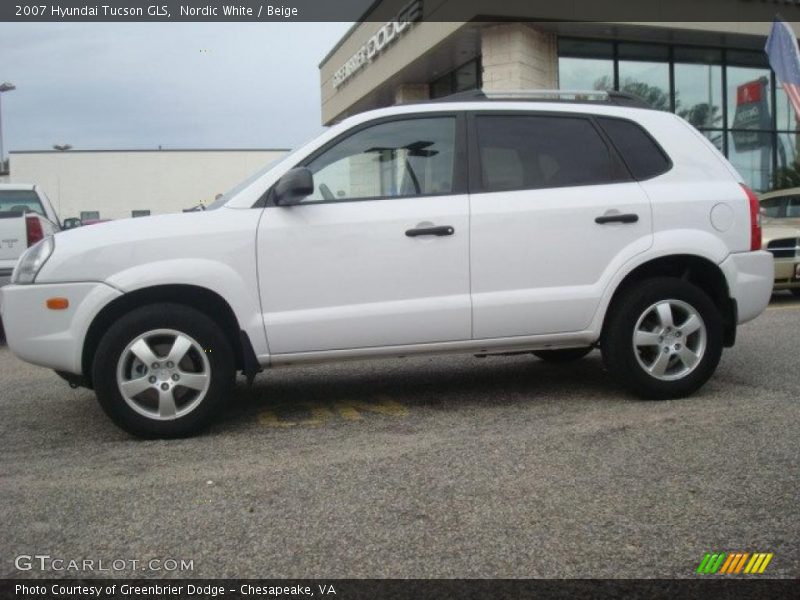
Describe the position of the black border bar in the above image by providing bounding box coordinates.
[3,579,799,600]
[3,0,800,22]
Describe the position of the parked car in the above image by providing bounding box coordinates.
[762,223,800,297]
[62,217,83,230]
[0,184,60,288]
[0,90,774,438]
[759,186,800,229]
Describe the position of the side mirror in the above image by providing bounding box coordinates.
[274,167,314,206]
[62,217,82,229]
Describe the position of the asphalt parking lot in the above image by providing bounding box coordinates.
[1,295,798,579]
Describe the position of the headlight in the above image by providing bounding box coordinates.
[11,236,54,284]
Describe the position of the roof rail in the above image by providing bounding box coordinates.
[432,89,651,109]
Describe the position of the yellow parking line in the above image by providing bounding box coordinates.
[258,395,409,428]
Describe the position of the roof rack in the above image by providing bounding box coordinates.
[432,89,651,109]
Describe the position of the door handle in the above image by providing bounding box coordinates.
[405,225,455,237]
[595,213,639,225]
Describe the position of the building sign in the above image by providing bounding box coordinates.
[332,0,423,89]
[732,78,772,152]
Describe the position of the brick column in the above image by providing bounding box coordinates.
[481,24,558,91]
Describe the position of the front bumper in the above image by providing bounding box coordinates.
[0,281,122,374]
[772,258,800,290]
[0,269,12,288]
[719,251,774,324]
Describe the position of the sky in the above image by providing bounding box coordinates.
[0,22,353,152]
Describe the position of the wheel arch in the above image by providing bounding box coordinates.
[81,284,255,388]
[601,254,737,347]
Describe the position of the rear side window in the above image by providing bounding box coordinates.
[597,117,671,180]
[760,197,786,218]
[0,190,45,216]
[475,115,620,192]
[787,196,800,218]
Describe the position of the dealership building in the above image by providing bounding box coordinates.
[319,2,800,192]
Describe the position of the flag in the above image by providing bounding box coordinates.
[765,18,800,119]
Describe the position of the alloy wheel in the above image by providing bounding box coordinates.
[116,329,211,420]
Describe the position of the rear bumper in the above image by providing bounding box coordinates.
[0,281,122,374]
[720,251,774,324]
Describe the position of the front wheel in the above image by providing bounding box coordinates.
[602,277,723,399]
[92,303,235,438]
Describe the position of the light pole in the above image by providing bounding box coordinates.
[0,82,16,174]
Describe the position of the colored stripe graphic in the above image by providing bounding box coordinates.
[699,552,773,575]
[697,553,727,574]
[744,553,774,574]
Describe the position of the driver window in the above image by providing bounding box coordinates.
[303,117,456,202]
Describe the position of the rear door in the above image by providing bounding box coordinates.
[468,111,655,338]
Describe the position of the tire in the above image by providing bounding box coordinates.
[92,303,235,438]
[602,277,723,400]
[533,348,593,362]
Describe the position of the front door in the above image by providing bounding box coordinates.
[257,114,471,354]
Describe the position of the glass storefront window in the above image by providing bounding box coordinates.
[558,56,614,91]
[557,38,797,193]
[775,84,800,132]
[726,66,772,130]
[618,60,670,111]
[430,59,481,99]
[617,43,670,111]
[728,132,774,192]
[558,39,614,91]
[775,132,800,189]
[675,63,723,130]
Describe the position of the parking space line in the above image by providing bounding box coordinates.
[257,395,409,428]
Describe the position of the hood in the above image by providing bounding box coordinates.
[761,222,800,246]
[38,208,259,284]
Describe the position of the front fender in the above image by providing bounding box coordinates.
[106,258,268,356]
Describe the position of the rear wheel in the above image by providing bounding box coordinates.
[602,277,723,399]
[92,303,235,438]
[533,348,593,362]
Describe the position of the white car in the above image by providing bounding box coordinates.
[0,184,60,287]
[1,91,774,437]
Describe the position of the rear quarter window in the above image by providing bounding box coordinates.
[0,190,45,217]
[597,117,671,180]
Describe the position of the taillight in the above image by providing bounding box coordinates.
[740,184,762,251]
[25,215,44,247]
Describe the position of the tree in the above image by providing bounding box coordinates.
[593,76,672,111]
[773,164,800,190]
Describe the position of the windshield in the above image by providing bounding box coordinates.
[0,190,45,217]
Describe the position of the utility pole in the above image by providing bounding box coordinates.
[0,82,16,174]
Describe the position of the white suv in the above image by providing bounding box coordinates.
[1,91,774,437]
